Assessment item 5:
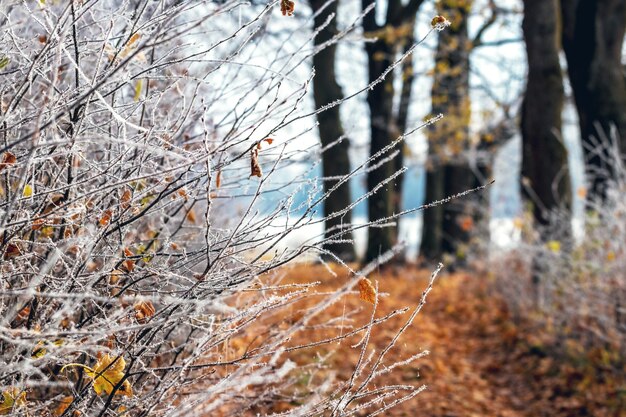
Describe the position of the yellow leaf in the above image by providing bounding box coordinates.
[546,240,561,253]
[0,388,26,415]
[133,79,142,102]
[606,251,616,262]
[358,278,377,304]
[23,184,33,197]
[85,354,133,397]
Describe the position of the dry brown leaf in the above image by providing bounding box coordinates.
[0,152,16,172]
[52,396,73,417]
[99,209,112,227]
[280,0,295,16]
[358,278,377,304]
[215,170,222,188]
[120,188,132,209]
[250,148,262,178]
[3,243,21,259]
[134,300,155,323]
[122,248,134,272]
[256,137,274,149]
[186,209,196,223]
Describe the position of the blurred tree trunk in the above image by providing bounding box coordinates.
[311,0,356,261]
[561,0,626,202]
[395,18,416,219]
[362,0,424,263]
[521,0,571,229]
[420,0,475,263]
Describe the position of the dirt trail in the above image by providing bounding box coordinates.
[273,264,624,417]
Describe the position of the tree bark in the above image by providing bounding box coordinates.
[561,0,626,202]
[311,0,356,261]
[521,0,571,228]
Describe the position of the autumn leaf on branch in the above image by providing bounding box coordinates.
[358,278,377,304]
[250,148,262,178]
[280,0,294,16]
[62,354,133,397]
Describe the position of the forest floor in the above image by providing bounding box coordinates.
[254,264,626,417]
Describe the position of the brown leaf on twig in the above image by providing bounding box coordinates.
[215,170,222,188]
[280,0,295,16]
[250,148,262,178]
[0,152,16,172]
[358,278,377,304]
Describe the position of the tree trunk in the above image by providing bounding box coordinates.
[561,0,626,202]
[311,0,356,261]
[521,0,571,229]
[362,0,398,263]
[420,0,474,263]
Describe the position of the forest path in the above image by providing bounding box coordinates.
[272,264,620,417]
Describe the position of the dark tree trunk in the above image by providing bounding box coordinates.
[395,19,416,218]
[311,0,356,261]
[362,0,398,263]
[360,0,424,263]
[521,0,571,228]
[561,0,626,202]
[420,0,475,263]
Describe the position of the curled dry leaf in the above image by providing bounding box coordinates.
[120,188,132,209]
[0,151,16,172]
[215,170,222,188]
[4,243,21,259]
[358,278,377,304]
[256,137,274,149]
[99,209,112,227]
[250,148,262,178]
[123,247,135,272]
[280,0,295,16]
[134,300,156,323]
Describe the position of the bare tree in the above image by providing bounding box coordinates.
[310,0,356,262]
[360,0,425,263]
